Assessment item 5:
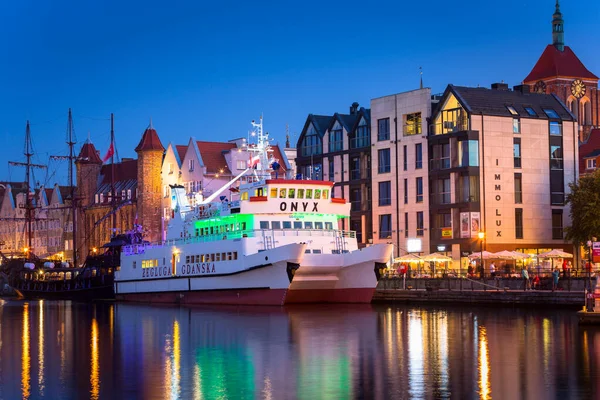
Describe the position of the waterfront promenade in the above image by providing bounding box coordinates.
[375,276,596,307]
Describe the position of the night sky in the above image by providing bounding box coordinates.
[0,0,598,185]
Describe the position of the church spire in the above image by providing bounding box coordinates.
[552,0,564,51]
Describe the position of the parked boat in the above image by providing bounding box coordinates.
[115,117,394,305]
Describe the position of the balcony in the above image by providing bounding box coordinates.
[430,119,469,135]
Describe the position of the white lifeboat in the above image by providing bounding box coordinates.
[24,262,36,270]
[44,262,55,269]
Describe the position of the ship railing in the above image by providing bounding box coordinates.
[123,229,357,254]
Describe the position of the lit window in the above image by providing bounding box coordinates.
[506,106,518,115]
[513,118,520,133]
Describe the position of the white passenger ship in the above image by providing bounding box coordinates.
[114,118,393,305]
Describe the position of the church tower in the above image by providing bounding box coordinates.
[523,0,599,141]
[135,122,165,244]
[75,140,103,261]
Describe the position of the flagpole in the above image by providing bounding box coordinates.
[110,113,116,238]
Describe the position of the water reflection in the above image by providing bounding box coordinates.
[0,301,598,399]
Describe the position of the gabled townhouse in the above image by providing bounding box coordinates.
[579,128,600,176]
[371,88,432,258]
[296,103,372,246]
[428,83,578,266]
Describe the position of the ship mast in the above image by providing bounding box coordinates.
[8,121,47,257]
[50,109,77,266]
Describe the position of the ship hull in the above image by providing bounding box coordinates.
[15,284,114,301]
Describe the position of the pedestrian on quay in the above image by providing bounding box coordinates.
[490,261,496,278]
[533,274,540,290]
[562,259,568,279]
[552,267,560,291]
[522,267,530,290]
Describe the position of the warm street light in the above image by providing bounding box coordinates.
[478,232,485,278]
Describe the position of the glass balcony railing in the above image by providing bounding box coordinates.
[430,119,469,135]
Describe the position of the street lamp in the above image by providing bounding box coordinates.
[478,231,485,278]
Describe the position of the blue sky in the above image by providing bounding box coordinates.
[0,0,598,185]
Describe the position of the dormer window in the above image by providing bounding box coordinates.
[543,109,560,119]
[524,107,537,117]
[127,189,132,200]
[99,193,104,203]
[506,106,518,115]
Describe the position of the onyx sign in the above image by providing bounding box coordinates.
[279,201,319,212]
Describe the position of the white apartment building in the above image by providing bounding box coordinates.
[371,88,432,258]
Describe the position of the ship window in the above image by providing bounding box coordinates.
[241,222,247,230]
[314,189,321,199]
[233,252,238,260]
[196,255,200,263]
[306,189,313,199]
[288,189,295,198]
[293,221,302,229]
[283,221,291,229]
[297,189,304,199]
[210,254,216,262]
[186,256,190,263]
[195,228,199,236]
[279,188,286,198]
[304,221,313,229]
[315,222,323,229]
[241,192,248,200]
[270,188,277,198]
[222,252,226,261]
[325,222,333,230]
[133,261,136,269]
[227,252,232,260]
[260,221,269,229]
[322,190,329,199]
[313,249,322,254]
[272,221,281,229]
[305,249,311,253]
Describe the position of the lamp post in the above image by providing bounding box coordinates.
[478,231,485,279]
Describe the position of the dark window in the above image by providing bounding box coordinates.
[404,179,408,204]
[329,128,343,152]
[351,157,361,180]
[550,144,563,170]
[378,118,390,141]
[404,212,409,237]
[514,138,521,168]
[350,188,361,212]
[543,109,560,119]
[437,177,451,204]
[379,181,391,206]
[403,145,407,171]
[514,173,522,204]
[552,209,563,239]
[524,107,537,116]
[329,159,335,182]
[549,121,562,136]
[416,212,424,237]
[300,125,322,156]
[378,149,391,173]
[515,208,523,239]
[550,170,564,205]
[458,174,480,203]
[379,214,392,239]
[431,143,451,170]
[351,120,370,149]
[416,177,423,203]
[415,143,423,169]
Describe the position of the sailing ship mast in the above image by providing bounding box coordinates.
[8,121,47,257]
[111,113,117,237]
[50,108,78,266]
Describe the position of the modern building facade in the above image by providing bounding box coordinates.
[370,88,432,258]
[296,103,372,246]
[523,1,598,141]
[428,83,578,264]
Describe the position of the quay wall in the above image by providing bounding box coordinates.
[374,277,597,307]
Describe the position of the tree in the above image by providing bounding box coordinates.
[565,169,600,245]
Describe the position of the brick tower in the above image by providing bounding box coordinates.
[523,0,599,141]
[135,122,165,244]
[75,140,103,262]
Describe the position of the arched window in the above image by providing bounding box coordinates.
[582,98,592,125]
[567,96,578,121]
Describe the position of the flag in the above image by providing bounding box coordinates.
[247,154,260,169]
[102,141,115,163]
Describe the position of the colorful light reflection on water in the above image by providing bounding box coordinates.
[0,301,597,399]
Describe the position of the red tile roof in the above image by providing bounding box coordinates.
[76,141,102,164]
[579,128,600,173]
[196,141,236,174]
[135,127,165,152]
[175,145,187,165]
[100,159,138,184]
[524,45,598,83]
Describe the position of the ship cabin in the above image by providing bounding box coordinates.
[168,179,357,254]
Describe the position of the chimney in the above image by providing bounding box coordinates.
[513,84,530,94]
[491,82,509,91]
[349,102,359,115]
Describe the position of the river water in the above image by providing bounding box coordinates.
[0,299,597,400]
